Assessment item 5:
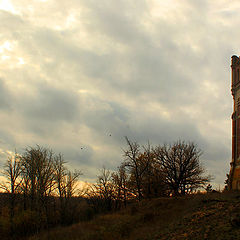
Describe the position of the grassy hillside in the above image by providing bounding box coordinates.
[29,192,240,240]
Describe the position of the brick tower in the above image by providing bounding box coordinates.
[229,55,240,190]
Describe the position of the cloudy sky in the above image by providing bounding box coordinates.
[0,0,238,187]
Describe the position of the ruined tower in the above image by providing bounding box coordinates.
[230,55,240,190]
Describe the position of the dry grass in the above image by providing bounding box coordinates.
[28,192,240,240]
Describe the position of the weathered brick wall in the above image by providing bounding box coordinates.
[230,56,240,189]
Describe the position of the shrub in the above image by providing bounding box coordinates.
[12,210,45,237]
[0,216,10,237]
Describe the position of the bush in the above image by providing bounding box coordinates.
[0,216,10,237]
[12,210,46,237]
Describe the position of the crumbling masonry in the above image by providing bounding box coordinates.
[229,55,240,189]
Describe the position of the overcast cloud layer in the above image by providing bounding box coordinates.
[0,0,238,186]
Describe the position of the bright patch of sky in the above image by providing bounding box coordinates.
[0,0,17,14]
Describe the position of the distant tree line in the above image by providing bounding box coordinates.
[0,146,83,238]
[0,139,211,238]
[83,138,211,212]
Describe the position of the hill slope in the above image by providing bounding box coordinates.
[29,192,240,240]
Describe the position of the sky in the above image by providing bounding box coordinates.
[0,0,238,187]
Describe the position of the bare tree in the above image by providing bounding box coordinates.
[20,146,55,212]
[18,146,57,228]
[54,154,67,199]
[123,137,153,200]
[140,142,156,198]
[83,167,115,212]
[111,164,129,208]
[0,151,22,229]
[20,147,38,210]
[65,170,82,198]
[54,154,82,224]
[54,153,67,223]
[153,141,211,196]
[96,167,114,211]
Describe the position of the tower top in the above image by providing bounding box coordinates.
[232,55,240,67]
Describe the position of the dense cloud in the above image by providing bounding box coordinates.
[0,0,237,186]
